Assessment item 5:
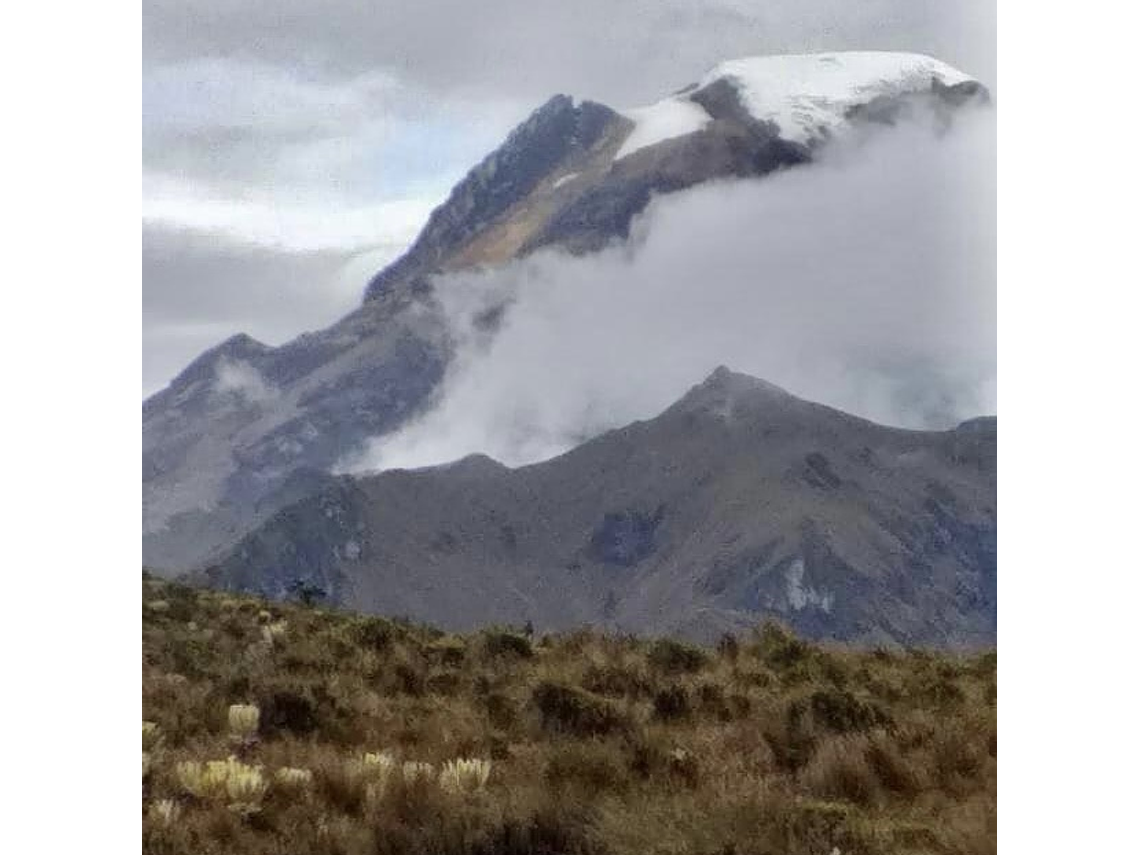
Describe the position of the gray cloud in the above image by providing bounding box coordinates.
[347,107,996,473]
[214,357,279,404]
[142,1,994,200]
[144,1,996,104]
[142,57,522,196]
[142,225,397,396]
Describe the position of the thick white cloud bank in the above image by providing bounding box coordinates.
[348,108,996,473]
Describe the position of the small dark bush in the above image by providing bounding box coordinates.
[647,638,708,674]
[484,630,534,659]
[755,622,810,670]
[485,691,519,730]
[626,733,669,780]
[427,638,467,667]
[696,682,733,720]
[489,731,511,760]
[352,616,395,652]
[667,748,700,788]
[652,685,691,722]
[162,586,198,623]
[223,675,251,701]
[393,662,427,696]
[807,688,891,734]
[765,702,818,772]
[581,664,652,699]
[532,682,628,737]
[716,633,740,661]
[727,692,753,718]
[259,689,317,737]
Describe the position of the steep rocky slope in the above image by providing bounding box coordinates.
[199,368,996,648]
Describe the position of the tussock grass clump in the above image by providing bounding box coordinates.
[148,798,180,826]
[401,760,436,783]
[351,616,397,652]
[273,766,313,791]
[545,741,629,793]
[260,621,288,645]
[142,577,995,855]
[753,621,812,670]
[716,632,740,661]
[439,758,492,794]
[805,687,891,734]
[226,704,260,743]
[142,720,163,751]
[532,681,629,737]
[427,637,467,667]
[799,734,883,806]
[647,638,708,674]
[482,629,534,660]
[175,756,267,811]
[582,663,652,699]
[651,684,691,722]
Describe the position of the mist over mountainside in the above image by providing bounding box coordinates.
[144,51,993,583]
[198,367,996,648]
[349,107,994,474]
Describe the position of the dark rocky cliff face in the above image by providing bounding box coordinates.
[365,96,628,300]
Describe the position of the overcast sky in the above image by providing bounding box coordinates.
[142,0,995,397]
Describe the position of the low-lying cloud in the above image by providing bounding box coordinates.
[348,107,996,473]
[142,224,406,397]
[213,358,278,405]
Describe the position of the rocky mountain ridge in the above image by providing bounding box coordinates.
[197,367,996,648]
[144,51,990,575]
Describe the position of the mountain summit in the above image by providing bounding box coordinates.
[144,52,989,575]
[363,51,985,302]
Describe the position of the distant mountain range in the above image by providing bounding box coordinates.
[145,52,993,645]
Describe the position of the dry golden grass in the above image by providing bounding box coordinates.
[142,575,996,855]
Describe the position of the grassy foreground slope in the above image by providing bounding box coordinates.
[142,575,996,855]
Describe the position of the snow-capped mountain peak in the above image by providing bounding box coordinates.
[614,51,978,157]
[697,51,975,144]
